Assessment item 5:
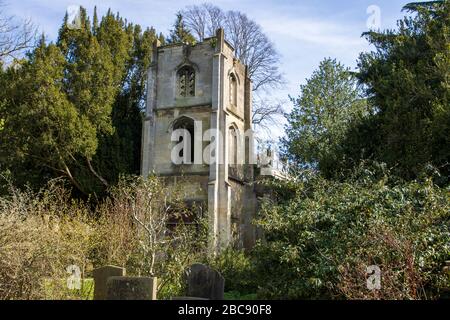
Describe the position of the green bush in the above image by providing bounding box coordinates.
[209,248,258,295]
[254,164,450,299]
[43,279,94,300]
[224,291,258,300]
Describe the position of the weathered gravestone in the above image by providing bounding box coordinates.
[106,277,158,300]
[185,264,225,300]
[93,265,126,300]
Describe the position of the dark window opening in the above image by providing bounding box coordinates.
[229,74,237,107]
[173,117,195,164]
[178,66,195,97]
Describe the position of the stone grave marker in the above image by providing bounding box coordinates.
[185,263,225,300]
[106,277,158,300]
[93,265,126,300]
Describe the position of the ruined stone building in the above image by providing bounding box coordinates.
[141,29,258,253]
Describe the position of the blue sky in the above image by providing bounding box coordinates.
[4,0,420,136]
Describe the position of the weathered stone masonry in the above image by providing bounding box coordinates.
[141,29,257,253]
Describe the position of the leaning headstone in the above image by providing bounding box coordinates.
[93,265,126,300]
[106,277,158,300]
[185,264,225,300]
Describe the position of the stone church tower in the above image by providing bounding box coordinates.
[141,29,257,253]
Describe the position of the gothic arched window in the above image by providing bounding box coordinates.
[177,66,195,97]
[173,117,195,164]
[229,74,237,107]
[229,126,238,166]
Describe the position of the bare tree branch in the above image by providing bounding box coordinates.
[86,157,109,188]
[181,3,286,130]
[182,3,225,41]
[252,95,287,134]
[182,3,285,93]
[0,1,37,63]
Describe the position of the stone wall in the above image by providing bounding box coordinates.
[141,29,257,252]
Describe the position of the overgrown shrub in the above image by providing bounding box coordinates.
[0,180,95,300]
[0,176,208,300]
[209,247,258,295]
[254,164,450,299]
[94,175,208,299]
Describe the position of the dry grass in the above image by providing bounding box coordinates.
[0,176,208,300]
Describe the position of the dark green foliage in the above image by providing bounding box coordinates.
[281,58,369,177]
[262,2,449,300]
[357,0,449,181]
[253,164,450,299]
[0,39,98,194]
[282,2,449,184]
[403,1,444,11]
[209,248,258,295]
[0,8,156,196]
[67,11,156,194]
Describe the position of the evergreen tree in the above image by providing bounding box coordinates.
[166,13,196,45]
[0,8,157,196]
[93,6,99,34]
[357,0,449,181]
[0,37,97,193]
[92,15,155,192]
[56,8,117,192]
[282,58,369,176]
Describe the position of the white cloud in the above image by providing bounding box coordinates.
[260,17,369,54]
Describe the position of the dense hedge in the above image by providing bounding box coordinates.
[252,165,449,299]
